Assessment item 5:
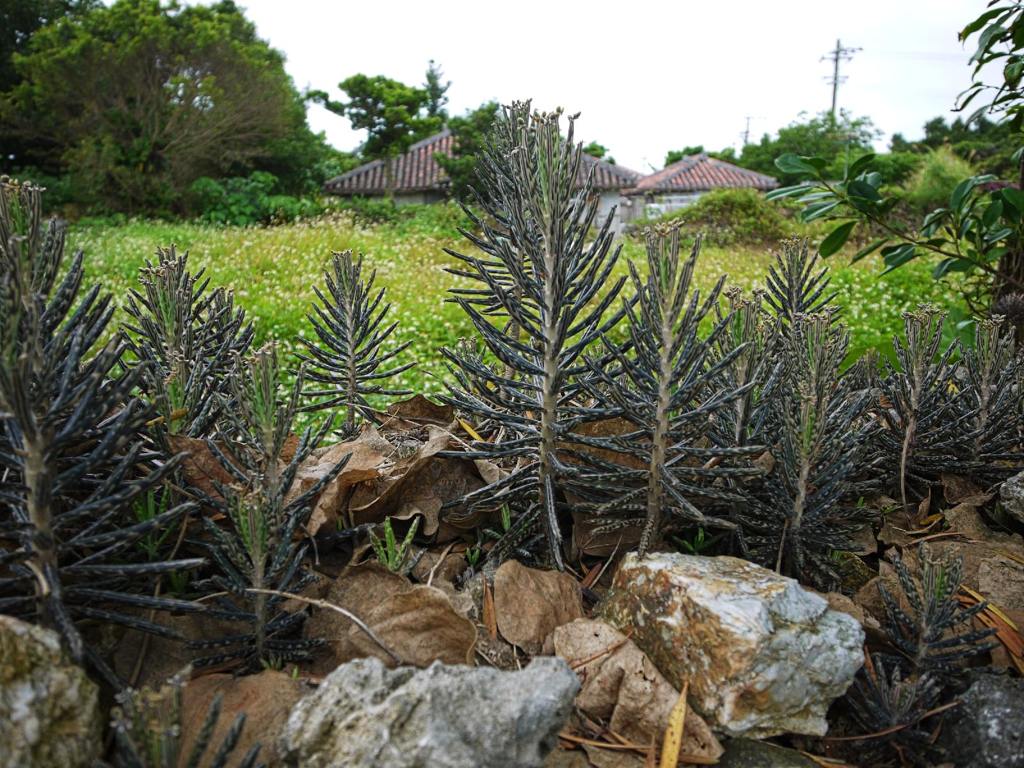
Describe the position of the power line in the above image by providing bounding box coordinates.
[822,39,861,118]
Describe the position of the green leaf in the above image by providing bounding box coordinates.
[960,7,1009,40]
[1002,186,1024,213]
[851,237,888,264]
[972,24,1007,64]
[818,221,857,257]
[982,199,1004,227]
[847,179,882,202]
[765,184,809,201]
[880,244,917,273]
[932,257,976,279]
[775,154,823,176]
[801,201,840,222]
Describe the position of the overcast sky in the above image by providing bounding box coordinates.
[229,0,986,172]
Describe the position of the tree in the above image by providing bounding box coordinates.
[0,0,98,170]
[664,145,737,167]
[739,111,878,184]
[435,101,499,200]
[582,141,615,164]
[664,145,704,165]
[2,0,316,214]
[769,2,1024,314]
[423,59,450,120]
[311,74,441,195]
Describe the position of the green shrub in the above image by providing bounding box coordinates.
[632,188,792,246]
[334,197,471,236]
[903,147,974,212]
[189,171,325,226]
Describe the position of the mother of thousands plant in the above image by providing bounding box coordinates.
[188,345,349,669]
[441,103,626,569]
[0,179,202,686]
[576,228,764,555]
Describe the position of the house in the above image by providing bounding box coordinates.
[624,154,778,221]
[323,130,642,231]
[322,133,779,231]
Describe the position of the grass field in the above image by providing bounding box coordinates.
[68,210,968,395]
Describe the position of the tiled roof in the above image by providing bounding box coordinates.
[579,152,643,191]
[323,130,454,196]
[323,130,642,196]
[627,154,778,195]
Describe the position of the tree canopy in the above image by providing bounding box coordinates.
[2,0,327,214]
[434,101,499,200]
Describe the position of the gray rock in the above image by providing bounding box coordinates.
[0,615,102,768]
[600,553,864,738]
[280,656,579,768]
[1000,469,1024,524]
[939,673,1024,768]
[717,739,817,768]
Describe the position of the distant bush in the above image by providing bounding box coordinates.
[903,147,974,212]
[335,197,472,236]
[631,188,793,245]
[860,152,922,186]
[188,171,325,226]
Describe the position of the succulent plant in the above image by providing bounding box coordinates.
[188,345,349,669]
[0,178,203,686]
[299,249,412,435]
[441,104,626,569]
[574,228,764,555]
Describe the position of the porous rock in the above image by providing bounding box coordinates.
[1000,468,1024,524]
[280,656,579,768]
[600,553,864,738]
[0,615,102,768]
[938,672,1024,768]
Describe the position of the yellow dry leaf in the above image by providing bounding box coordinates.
[659,681,688,768]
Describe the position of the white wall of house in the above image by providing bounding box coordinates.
[595,191,632,233]
[633,192,706,220]
[391,191,447,206]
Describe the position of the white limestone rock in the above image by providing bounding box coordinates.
[0,615,102,768]
[600,552,864,738]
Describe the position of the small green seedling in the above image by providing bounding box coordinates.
[370,517,420,572]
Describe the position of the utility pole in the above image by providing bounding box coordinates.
[821,39,860,118]
[742,116,753,146]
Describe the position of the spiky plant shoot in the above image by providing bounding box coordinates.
[0,179,203,686]
[300,250,413,435]
[737,312,876,586]
[576,229,765,555]
[122,246,253,447]
[189,345,349,669]
[441,104,626,569]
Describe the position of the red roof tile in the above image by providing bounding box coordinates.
[628,154,777,195]
[323,131,642,196]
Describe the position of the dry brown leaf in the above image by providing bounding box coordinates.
[168,435,237,502]
[493,560,584,654]
[179,670,306,768]
[348,584,477,667]
[409,547,468,586]
[373,394,454,431]
[581,744,647,768]
[348,426,485,535]
[553,619,722,760]
[287,431,388,534]
[303,561,411,676]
